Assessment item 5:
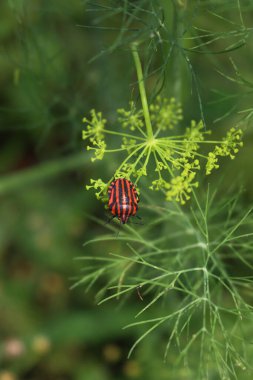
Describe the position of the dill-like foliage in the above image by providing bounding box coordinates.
[76,1,253,378]
[74,187,253,378]
[82,0,250,120]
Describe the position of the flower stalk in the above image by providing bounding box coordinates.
[131,43,154,141]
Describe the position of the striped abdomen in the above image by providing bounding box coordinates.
[108,178,139,224]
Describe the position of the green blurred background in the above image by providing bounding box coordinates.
[1,1,253,379]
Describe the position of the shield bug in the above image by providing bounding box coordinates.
[108,178,139,224]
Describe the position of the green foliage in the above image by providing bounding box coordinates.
[75,187,253,378]
[2,0,253,379]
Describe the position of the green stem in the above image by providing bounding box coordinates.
[159,0,186,100]
[128,145,149,181]
[107,143,146,185]
[135,146,151,184]
[153,151,162,180]
[131,43,153,140]
[160,139,227,144]
[155,146,174,177]
[104,129,145,141]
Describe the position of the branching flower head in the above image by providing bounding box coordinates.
[82,110,108,163]
[86,178,107,201]
[206,128,243,175]
[118,101,144,131]
[82,109,106,143]
[165,172,199,204]
[150,96,183,131]
[82,47,243,205]
[87,140,107,162]
[82,100,243,205]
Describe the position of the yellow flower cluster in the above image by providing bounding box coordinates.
[82,98,243,205]
[82,110,106,142]
[206,128,243,175]
[166,172,199,204]
[150,97,183,130]
[117,102,144,131]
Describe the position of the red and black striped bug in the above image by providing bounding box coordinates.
[108,178,140,224]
